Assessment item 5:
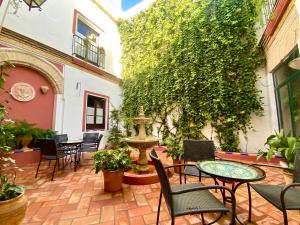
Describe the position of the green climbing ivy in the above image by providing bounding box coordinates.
[118,0,264,152]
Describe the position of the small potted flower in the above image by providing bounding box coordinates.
[93,149,135,192]
[163,137,184,174]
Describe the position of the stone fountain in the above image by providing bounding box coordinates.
[126,107,159,173]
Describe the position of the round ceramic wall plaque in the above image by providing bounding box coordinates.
[10,82,36,102]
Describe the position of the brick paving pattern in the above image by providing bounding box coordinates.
[16,151,300,225]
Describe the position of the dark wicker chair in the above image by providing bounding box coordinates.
[149,149,236,225]
[182,140,216,183]
[249,149,300,225]
[35,139,66,181]
[80,133,102,153]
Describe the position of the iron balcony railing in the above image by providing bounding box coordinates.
[72,34,105,68]
[261,0,278,26]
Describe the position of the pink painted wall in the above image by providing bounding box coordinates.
[0,66,54,129]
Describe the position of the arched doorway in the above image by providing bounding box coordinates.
[1,66,55,129]
[0,48,64,129]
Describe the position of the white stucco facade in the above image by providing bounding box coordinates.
[0,0,122,77]
[0,0,123,148]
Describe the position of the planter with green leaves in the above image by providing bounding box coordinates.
[11,121,55,150]
[259,129,300,184]
[93,149,135,192]
[163,137,184,174]
[0,100,27,224]
[0,174,27,225]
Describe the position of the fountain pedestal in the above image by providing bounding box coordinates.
[126,107,159,173]
[126,139,159,173]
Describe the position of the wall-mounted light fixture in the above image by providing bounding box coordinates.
[40,85,49,94]
[22,0,47,11]
[289,57,300,70]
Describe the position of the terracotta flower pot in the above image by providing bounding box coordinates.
[103,170,124,192]
[0,192,27,225]
[173,159,184,174]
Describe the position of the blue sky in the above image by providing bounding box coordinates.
[121,0,143,11]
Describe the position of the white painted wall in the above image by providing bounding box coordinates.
[201,68,278,153]
[0,0,122,77]
[62,66,122,149]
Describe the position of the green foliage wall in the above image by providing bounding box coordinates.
[118,0,264,151]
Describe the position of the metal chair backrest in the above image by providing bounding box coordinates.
[293,148,300,183]
[38,139,58,156]
[83,132,99,143]
[97,134,103,148]
[183,140,215,162]
[54,134,68,143]
[149,149,173,212]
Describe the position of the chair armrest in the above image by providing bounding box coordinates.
[282,183,300,195]
[164,164,195,169]
[251,163,293,172]
[172,184,234,195]
[281,183,300,205]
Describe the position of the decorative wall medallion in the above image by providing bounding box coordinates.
[10,82,36,102]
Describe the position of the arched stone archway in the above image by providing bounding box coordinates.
[0,48,63,94]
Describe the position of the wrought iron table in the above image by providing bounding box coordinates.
[196,160,266,224]
[59,140,83,171]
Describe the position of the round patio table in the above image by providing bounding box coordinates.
[196,160,266,224]
[59,140,83,171]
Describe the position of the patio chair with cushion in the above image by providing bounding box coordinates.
[182,140,216,183]
[35,139,66,181]
[249,149,300,225]
[149,149,236,225]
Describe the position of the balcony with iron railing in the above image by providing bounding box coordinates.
[72,34,105,68]
[258,0,291,40]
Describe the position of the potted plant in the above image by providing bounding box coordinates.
[258,129,300,184]
[10,121,56,150]
[0,108,27,224]
[163,137,184,174]
[11,120,36,150]
[92,149,135,192]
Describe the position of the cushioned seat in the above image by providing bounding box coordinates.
[171,183,229,216]
[249,149,300,225]
[250,184,300,210]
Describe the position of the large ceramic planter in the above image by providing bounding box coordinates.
[0,192,27,225]
[19,135,33,151]
[173,159,184,174]
[103,170,124,192]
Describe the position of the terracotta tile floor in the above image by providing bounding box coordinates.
[16,151,300,225]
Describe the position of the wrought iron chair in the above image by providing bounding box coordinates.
[249,149,300,225]
[54,134,77,163]
[35,139,66,181]
[182,140,216,183]
[80,133,102,153]
[149,149,236,225]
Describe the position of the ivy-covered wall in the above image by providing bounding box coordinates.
[118,0,264,152]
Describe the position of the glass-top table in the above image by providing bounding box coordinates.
[196,160,266,224]
[196,160,266,183]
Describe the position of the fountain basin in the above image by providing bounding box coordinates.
[123,160,173,185]
[126,137,159,149]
